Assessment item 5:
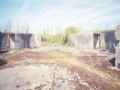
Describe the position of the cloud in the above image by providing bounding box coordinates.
[2,0,119,34]
[19,0,33,19]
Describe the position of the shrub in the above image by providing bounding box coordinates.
[41,26,79,46]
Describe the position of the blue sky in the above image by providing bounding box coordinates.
[0,0,120,34]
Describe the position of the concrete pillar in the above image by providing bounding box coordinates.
[115,24,120,69]
[116,47,120,69]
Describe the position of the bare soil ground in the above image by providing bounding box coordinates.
[0,46,120,90]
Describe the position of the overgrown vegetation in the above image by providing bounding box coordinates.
[42,26,79,46]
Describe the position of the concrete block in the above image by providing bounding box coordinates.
[33,34,41,48]
[116,47,120,69]
[75,33,100,49]
[115,24,120,41]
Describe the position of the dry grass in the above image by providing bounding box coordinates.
[97,57,109,61]
[80,50,96,55]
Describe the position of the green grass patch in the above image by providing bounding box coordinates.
[6,48,28,59]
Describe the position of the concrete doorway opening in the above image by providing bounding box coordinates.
[94,34,100,49]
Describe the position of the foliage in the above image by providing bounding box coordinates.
[65,26,79,34]
[64,26,79,45]
[42,34,66,46]
[42,26,79,46]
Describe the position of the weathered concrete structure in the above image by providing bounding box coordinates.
[100,30,118,53]
[115,24,120,69]
[75,33,100,49]
[10,34,15,49]
[0,33,41,51]
[69,34,76,45]
[15,34,41,49]
[74,30,118,53]
[0,33,10,50]
[0,33,15,51]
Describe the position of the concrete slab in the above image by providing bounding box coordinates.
[0,64,88,90]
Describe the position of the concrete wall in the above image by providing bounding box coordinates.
[104,31,117,53]
[115,24,120,41]
[75,33,94,49]
[0,33,2,51]
[115,24,120,69]
[0,33,41,51]
[0,33,10,51]
[69,34,76,45]
[15,34,41,50]
[15,34,32,49]
[74,31,117,53]
[10,34,15,49]
[75,33,100,49]
[100,33,106,49]
[100,30,118,53]
[116,47,120,69]
[33,34,41,48]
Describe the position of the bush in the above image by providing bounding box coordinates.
[42,34,66,46]
[65,26,79,34]
[41,26,79,46]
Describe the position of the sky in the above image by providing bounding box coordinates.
[0,0,120,34]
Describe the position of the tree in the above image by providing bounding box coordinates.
[8,20,12,33]
[26,22,29,34]
[65,26,79,35]
[63,26,79,45]
[17,23,20,33]
[4,20,12,33]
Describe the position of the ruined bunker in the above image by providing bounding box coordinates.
[0,33,41,51]
[75,33,100,49]
[100,30,118,53]
[73,30,118,54]
[15,34,41,50]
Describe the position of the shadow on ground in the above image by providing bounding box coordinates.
[109,58,115,66]
[0,51,9,54]
[0,59,7,66]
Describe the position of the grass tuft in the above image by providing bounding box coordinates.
[6,48,28,59]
